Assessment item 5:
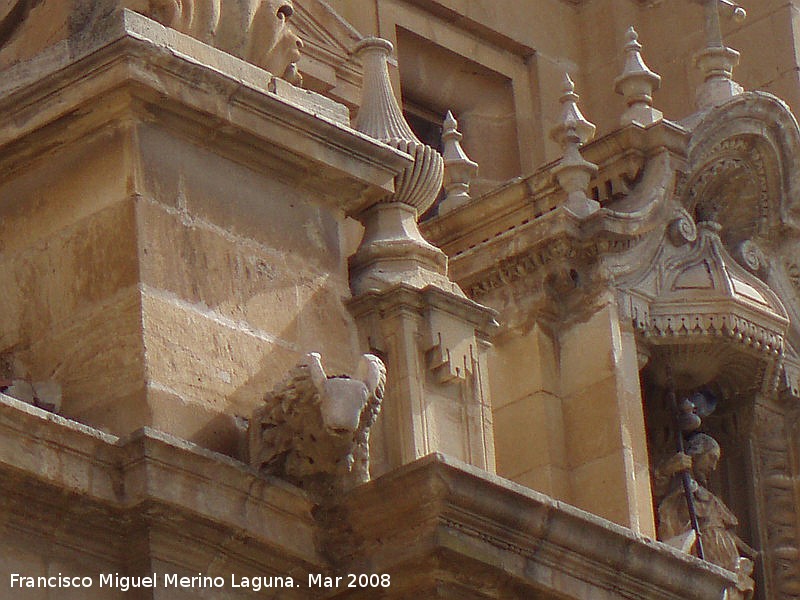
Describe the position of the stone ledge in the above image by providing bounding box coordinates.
[0,9,412,215]
[0,393,742,598]
[334,453,742,599]
[0,392,323,576]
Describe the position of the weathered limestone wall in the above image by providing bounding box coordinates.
[572,0,800,139]
[490,324,569,499]
[557,301,654,537]
[0,9,408,457]
[0,127,147,434]
[488,300,654,536]
[133,122,360,453]
[328,0,800,172]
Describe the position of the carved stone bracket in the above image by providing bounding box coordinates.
[422,291,494,384]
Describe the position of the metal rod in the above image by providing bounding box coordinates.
[666,366,706,561]
[718,0,747,21]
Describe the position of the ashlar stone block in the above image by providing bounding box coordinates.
[0,10,408,457]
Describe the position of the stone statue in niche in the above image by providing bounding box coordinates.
[248,352,386,496]
[126,0,304,83]
[655,432,754,588]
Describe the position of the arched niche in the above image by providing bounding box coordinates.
[642,91,800,599]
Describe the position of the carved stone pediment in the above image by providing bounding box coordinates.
[675,93,800,393]
[620,218,788,391]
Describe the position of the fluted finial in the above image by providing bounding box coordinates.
[439,111,478,215]
[691,0,746,109]
[353,37,419,143]
[550,74,599,218]
[349,37,454,296]
[614,26,662,127]
[352,37,443,214]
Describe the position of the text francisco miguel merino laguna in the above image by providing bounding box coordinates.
[10,572,392,592]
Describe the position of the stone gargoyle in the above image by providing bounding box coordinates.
[248,352,386,496]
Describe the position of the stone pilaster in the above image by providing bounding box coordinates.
[348,286,496,474]
[347,37,498,474]
[558,297,655,536]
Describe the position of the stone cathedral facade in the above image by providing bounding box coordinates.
[0,0,798,599]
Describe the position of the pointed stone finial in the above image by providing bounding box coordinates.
[550,74,599,218]
[439,111,478,215]
[614,26,663,127]
[691,0,746,110]
[550,74,596,149]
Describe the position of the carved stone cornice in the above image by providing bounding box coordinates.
[0,392,323,581]
[420,123,689,333]
[424,120,687,260]
[330,453,745,600]
[0,9,411,214]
